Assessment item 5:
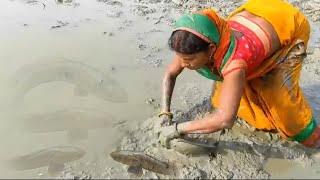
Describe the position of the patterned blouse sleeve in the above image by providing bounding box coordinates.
[221,59,248,78]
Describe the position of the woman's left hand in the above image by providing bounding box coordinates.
[160,115,173,126]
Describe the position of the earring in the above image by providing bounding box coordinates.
[209,44,215,60]
[209,50,214,60]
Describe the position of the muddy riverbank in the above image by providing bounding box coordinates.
[0,0,320,179]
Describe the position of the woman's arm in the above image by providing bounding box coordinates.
[177,68,246,134]
[161,55,184,113]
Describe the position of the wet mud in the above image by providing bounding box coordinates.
[1,0,320,179]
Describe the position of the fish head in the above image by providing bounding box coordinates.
[127,165,143,177]
[95,77,128,103]
[110,151,138,163]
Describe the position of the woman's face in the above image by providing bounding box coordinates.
[176,44,216,70]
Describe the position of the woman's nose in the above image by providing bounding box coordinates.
[182,62,190,68]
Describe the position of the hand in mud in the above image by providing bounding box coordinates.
[160,115,173,126]
[158,123,181,148]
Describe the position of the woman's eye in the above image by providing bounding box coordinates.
[184,58,193,61]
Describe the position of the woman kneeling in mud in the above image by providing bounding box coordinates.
[158,0,320,148]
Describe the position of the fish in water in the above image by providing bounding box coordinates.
[10,1,45,11]
[21,107,125,142]
[109,150,173,176]
[6,146,86,176]
[56,0,73,4]
[10,58,128,103]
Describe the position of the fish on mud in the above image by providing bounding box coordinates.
[170,138,218,156]
[21,107,123,142]
[109,150,174,176]
[10,58,128,103]
[5,146,86,176]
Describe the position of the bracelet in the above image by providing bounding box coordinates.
[158,111,173,119]
[175,122,184,135]
[174,122,180,135]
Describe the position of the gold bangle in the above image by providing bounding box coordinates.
[158,111,173,119]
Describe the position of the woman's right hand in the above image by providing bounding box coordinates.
[160,56,183,126]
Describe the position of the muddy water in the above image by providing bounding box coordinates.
[0,0,162,178]
[264,158,320,179]
[0,0,210,178]
[1,0,320,178]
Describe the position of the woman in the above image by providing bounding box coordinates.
[158,0,320,148]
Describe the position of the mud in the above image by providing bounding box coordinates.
[1,0,320,179]
[98,99,317,179]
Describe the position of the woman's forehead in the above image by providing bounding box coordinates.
[176,52,204,59]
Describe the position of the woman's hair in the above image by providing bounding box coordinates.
[168,30,210,54]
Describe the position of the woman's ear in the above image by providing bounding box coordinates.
[209,43,217,53]
[208,43,217,59]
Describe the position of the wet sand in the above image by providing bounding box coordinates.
[0,0,320,179]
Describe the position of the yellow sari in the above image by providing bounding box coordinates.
[212,0,317,145]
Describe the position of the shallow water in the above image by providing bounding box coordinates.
[0,0,164,178]
[0,0,210,178]
[264,158,320,179]
[1,0,320,178]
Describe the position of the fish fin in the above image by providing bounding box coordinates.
[48,161,64,176]
[127,165,143,177]
[73,86,88,96]
[67,129,88,142]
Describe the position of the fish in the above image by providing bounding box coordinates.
[6,146,86,176]
[56,0,73,4]
[170,138,218,156]
[21,107,120,142]
[10,58,128,103]
[11,0,46,9]
[109,150,173,176]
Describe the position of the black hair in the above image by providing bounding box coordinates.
[168,30,210,54]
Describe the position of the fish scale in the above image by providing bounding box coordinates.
[109,150,173,175]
